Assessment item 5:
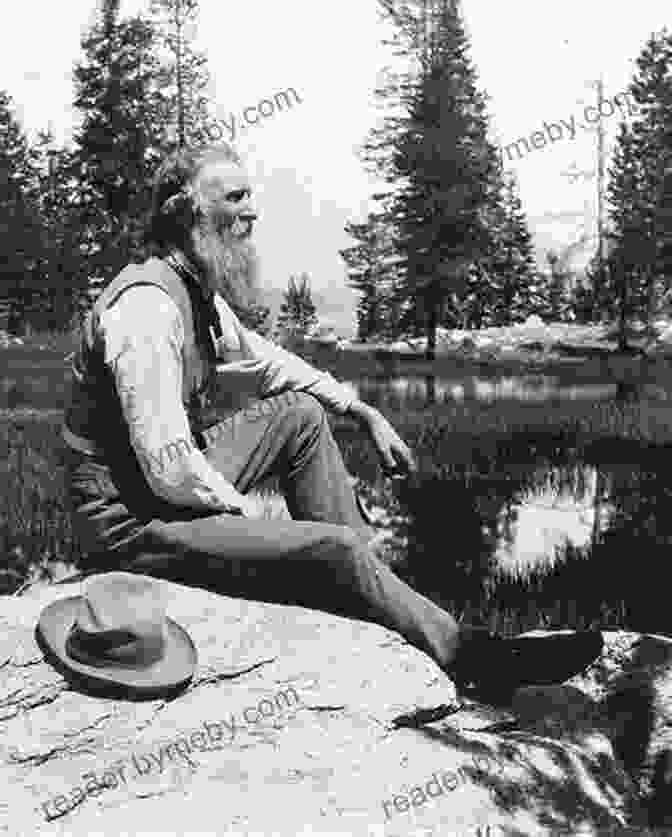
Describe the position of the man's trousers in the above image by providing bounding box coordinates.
[65,391,460,668]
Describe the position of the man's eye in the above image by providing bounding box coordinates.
[227,189,249,202]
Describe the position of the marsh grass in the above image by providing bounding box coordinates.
[0,415,80,593]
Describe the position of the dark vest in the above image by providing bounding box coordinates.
[63,256,221,461]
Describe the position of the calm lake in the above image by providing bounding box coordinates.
[342,374,619,406]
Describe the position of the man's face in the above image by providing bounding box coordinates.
[189,157,260,308]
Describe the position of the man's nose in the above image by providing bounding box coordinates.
[239,199,257,222]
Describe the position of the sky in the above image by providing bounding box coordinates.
[2,0,670,330]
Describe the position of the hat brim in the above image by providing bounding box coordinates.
[36,595,197,700]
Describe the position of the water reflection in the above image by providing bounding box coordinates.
[364,437,672,636]
[344,375,620,407]
[491,464,614,577]
[1,370,663,411]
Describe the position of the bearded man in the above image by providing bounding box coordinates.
[62,144,603,702]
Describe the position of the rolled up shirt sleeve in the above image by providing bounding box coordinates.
[99,287,246,513]
[213,295,356,414]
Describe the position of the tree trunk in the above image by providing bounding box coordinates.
[617,261,629,352]
[425,296,438,362]
[367,296,379,341]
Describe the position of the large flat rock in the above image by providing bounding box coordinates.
[1,577,671,836]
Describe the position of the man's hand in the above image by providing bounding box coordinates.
[222,492,259,519]
[348,400,418,478]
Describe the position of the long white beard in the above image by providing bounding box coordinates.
[191,224,261,311]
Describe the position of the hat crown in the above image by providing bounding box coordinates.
[66,573,168,669]
[80,573,165,635]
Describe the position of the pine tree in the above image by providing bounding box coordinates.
[485,174,540,325]
[30,129,91,330]
[70,0,166,283]
[0,91,43,333]
[150,0,226,149]
[276,273,318,341]
[570,268,597,324]
[341,211,402,340]
[604,28,672,346]
[660,160,672,286]
[363,0,502,359]
[546,250,574,322]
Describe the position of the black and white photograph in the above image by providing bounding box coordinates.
[1,0,671,834]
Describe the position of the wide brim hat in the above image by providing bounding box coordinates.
[35,572,197,700]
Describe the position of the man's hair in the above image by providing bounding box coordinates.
[145,144,242,251]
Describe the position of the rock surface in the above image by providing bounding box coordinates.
[1,578,671,836]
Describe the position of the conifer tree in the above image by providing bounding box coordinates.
[0,91,43,332]
[276,273,318,341]
[70,0,166,282]
[660,160,672,285]
[546,250,574,322]
[341,211,402,340]
[150,0,226,149]
[32,129,88,330]
[604,28,672,346]
[488,175,540,324]
[362,0,502,358]
[458,173,539,327]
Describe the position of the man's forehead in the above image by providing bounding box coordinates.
[195,158,250,201]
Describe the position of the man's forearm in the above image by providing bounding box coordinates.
[345,399,377,423]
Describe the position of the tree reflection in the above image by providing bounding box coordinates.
[386,435,672,636]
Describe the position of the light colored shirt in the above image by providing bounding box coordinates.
[99,286,354,512]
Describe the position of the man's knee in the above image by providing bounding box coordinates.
[315,526,369,564]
